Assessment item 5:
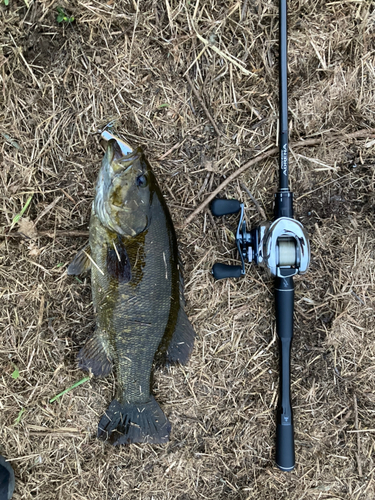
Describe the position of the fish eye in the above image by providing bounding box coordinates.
[136,174,148,188]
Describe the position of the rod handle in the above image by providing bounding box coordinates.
[276,422,295,471]
[275,278,294,340]
[275,276,295,471]
[212,263,242,280]
[210,199,241,217]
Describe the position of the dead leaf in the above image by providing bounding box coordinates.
[17,217,38,239]
[204,160,219,173]
[28,243,42,257]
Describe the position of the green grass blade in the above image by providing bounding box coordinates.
[49,376,90,403]
[14,408,25,425]
[0,132,22,150]
[12,194,33,226]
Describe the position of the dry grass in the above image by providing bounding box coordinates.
[1,0,375,498]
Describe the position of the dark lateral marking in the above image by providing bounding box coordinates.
[107,239,132,283]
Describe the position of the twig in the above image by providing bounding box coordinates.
[186,74,222,137]
[113,241,121,261]
[183,146,278,227]
[183,46,208,78]
[0,230,89,239]
[240,182,267,220]
[195,172,211,199]
[241,0,249,21]
[83,250,104,276]
[207,210,221,246]
[353,394,363,477]
[9,33,42,90]
[194,31,254,77]
[296,172,353,201]
[158,138,187,160]
[183,128,375,227]
[34,196,62,226]
[347,429,375,433]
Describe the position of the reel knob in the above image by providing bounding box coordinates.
[212,263,242,280]
[210,199,249,280]
[210,199,241,217]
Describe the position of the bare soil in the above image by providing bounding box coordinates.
[1,1,375,499]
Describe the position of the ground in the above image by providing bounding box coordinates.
[1,1,375,499]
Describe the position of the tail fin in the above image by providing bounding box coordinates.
[97,396,171,445]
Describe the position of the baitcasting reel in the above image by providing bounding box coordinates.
[210,198,310,281]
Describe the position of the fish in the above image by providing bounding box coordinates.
[67,133,195,445]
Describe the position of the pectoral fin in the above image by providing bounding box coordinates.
[78,331,113,377]
[107,239,132,283]
[67,244,91,275]
[165,308,196,365]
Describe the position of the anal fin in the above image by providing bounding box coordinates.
[165,308,196,365]
[78,331,113,377]
[67,244,91,275]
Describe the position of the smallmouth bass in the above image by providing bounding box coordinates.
[68,134,195,445]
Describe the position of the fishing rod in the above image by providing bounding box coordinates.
[210,0,310,471]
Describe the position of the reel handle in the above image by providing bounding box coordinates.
[275,276,295,471]
[210,199,241,217]
[212,263,242,280]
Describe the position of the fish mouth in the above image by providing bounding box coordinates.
[103,132,140,177]
[101,130,133,156]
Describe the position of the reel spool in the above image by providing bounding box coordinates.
[278,239,296,267]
